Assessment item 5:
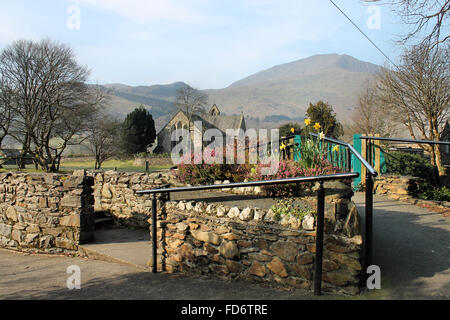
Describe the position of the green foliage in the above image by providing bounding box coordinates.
[121,106,156,155]
[297,137,325,169]
[412,181,450,202]
[305,101,343,138]
[278,122,302,137]
[271,197,315,222]
[385,151,437,183]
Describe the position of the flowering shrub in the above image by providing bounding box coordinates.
[172,148,254,185]
[247,159,341,197]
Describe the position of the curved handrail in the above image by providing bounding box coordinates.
[137,172,359,195]
[310,134,378,177]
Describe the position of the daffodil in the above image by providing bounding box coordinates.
[314,122,321,130]
[304,118,311,126]
[319,132,325,140]
[280,143,287,150]
[332,145,339,152]
[290,127,295,134]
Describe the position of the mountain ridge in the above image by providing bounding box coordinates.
[101,54,382,128]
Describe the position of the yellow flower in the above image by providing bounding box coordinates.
[314,122,321,130]
[319,132,325,140]
[304,118,311,126]
[290,128,295,134]
[280,143,286,150]
[332,145,339,152]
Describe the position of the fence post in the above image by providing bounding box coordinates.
[151,194,158,273]
[365,139,374,274]
[314,181,325,296]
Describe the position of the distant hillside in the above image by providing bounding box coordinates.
[101,54,382,129]
[101,82,187,125]
[204,54,382,121]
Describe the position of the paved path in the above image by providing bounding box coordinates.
[353,192,449,299]
[0,249,317,300]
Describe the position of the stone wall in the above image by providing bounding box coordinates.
[90,170,179,228]
[152,181,363,295]
[374,175,424,200]
[374,174,450,213]
[0,171,94,253]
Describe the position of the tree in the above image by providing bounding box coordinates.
[121,106,156,155]
[175,84,208,132]
[387,0,449,48]
[305,101,344,138]
[351,82,397,136]
[0,87,13,150]
[278,122,303,137]
[85,112,121,170]
[0,39,104,172]
[376,43,450,176]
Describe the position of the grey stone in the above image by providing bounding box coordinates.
[239,207,254,221]
[302,214,315,231]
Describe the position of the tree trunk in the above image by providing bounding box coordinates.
[434,144,445,177]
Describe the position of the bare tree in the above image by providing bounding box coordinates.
[0,85,13,149]
[175,84,208,131]
[0,39,104,172]
[376,43,450,176]
[351,81,397,136]
[388,0,450,48]
[85,112,121,170]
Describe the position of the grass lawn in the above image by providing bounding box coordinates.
[0,159,174,174]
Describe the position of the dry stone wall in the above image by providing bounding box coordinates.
[90,170,179,228]
[0,171,94,253]
[152,181,363,295]
[374,175,424,200]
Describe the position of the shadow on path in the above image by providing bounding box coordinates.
[353,193,449,299]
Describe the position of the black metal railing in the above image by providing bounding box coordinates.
[137,172,359,296]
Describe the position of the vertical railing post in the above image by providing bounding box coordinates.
[151,194,158,273]
[346,147,352,172]
[314,181,325,296]
[365,139,374,273]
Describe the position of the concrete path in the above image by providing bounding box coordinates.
[0,248,317,300]
[79,228,152,269]
[353,192,450,299]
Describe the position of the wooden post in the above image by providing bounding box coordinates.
[374,134,381,173]
[361,139,367,185]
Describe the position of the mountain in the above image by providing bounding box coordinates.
[204,54,382,122]
[102,54,382,129]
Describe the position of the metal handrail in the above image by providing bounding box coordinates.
[310,133,378,177]
[137,171,360,296]
[136,172,359,195]
[360,135,450,145]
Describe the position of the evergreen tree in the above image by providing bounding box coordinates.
[121,106,156,155]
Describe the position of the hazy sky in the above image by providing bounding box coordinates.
[0,0,408,89]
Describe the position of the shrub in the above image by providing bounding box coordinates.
[412,181,450,201]
[271,197,315,222]
[248,159,341,197]
[385,151,437,183]
[172,150,254,185]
